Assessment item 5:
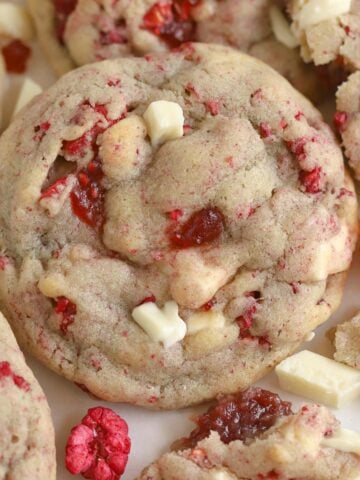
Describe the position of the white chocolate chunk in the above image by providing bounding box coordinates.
[132,301,187,348]
[209,469,238,480]
[294,0,352,29]
[143,100,184,146]
[0,3,34,41]
[305,331,315,342]
[38,273,67,298]
[321,428,360,454]
[276,350,360,407]
[269,6,299,49]
[13,78,43,117]
[186,311,226,335]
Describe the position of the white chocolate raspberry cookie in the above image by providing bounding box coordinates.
[28,0,320,100]
[333,311,360,369]
[0,44,357,409]
[287,0,360,71]
[335,72,360,179]
[137,388,360,480]
[0,312,56,479]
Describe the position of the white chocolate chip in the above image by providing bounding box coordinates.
[186,311,226,335]
[276,350,360,408]
[209,469,238,480]
[305,331,315,342]
[132,301,187,348]
[38,273,67,298]
[0,3,34,41]
[13,78,43,117]
[39,175,77,217]
[294,0,352,29]
[321,428,360,454]
[143,100,184,146]
[270,6,299,49]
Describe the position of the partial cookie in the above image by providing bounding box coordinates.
[137,388,360,480]
[28,0,320,100]
[0,44,357,409]
[333,311,360,369]
[0,311,56,479]
[287,0,360,71]
[335,71,360,179]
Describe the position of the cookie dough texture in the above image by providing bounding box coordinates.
[287,0,360,70]
[334,311,360,369]
[137,404,360,480]
[336,71,360,179]
[0,44,357,409]
[28,0,320,100]
[0,312,56,480]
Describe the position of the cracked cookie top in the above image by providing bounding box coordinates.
[0,312,56,479]
[0,44,357,408]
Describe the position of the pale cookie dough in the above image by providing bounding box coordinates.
[137,389,360,480]
[287,0,360,71]
[334,311,360,369]
[28,0,320,100]
[0,44,357,409]
[0,311,56,480]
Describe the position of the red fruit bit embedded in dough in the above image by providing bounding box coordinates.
[257,471,280,480]
[53,0,78,41]
[0,361,30,392]
[2,40,31,74]
[55,296,77,334]
[138,295,157,305]
[65,406,131,480]
[99,20,128,46]
[299,167,322,194]
[259,122,272,138]
[169,207,225,248]
[142,0,201,48]
[34,122,51,141]
[168,209,183,221]
[70,158,105,230]
[0,256,9,270]
[202,298,216,311]
[40,176,68,199]
[181,388,292,448]
[205,100,220,116]
[333,111,348,132]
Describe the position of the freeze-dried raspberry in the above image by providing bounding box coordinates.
[2,40,31,74]
[66,407,131,480]
[55,296,77,334]
[0,361,30,391]
[299,167,322,194]
[333,111,348,132]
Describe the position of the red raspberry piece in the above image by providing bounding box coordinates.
[2,40,31,74]
[180,388,292,448]
[204,100,220,116]
[0,361,30,392]
[142,0,200,48]
[333,111,348,132]
[70,157,105,230]
[55,296,77,334]
[167,209,183,221]
[40,176,68,200]
[257,471,280,480]
[169,206,225,248]
[201,298,216,311]
[65,407,131,480]
[259,122,272,139]
[99,20,128,46]
[53,0,78,41]
[0,256,9,270]
[138,295,156,305]
[299,167,322,194]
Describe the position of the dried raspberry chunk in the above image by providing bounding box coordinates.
[142,0,200,48]
[40,176,68,200]
[180,388,292,449]
[333,111,348,132]
[2,40,31,74]
[65,407,131,480]
[53,0,78,41]
[299,167,322,194]
[169,206,225,248]
[55,296,77,334]
[0,361,30,392]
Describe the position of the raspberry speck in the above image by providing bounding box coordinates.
[259,122,272,139]
[205,100,220,116]
[142,0,200,48]
[65,407,131,480]
[333,111,348,132]
[40,176,68,200]
[299,167,322,194]
[0,361,30,392]
[169,206,225,248]
[202,298,216,311]
[55,296,77,334]
[138,295,156,305]
[180,388,292,448]
[2,40,31,74]
[0,256,9,270]
[168,209,183,221]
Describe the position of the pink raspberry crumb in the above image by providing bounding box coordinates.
[333,111,348,132]
[299,167,322,194]
[259,122,272,139]
[0,361,30,392]
[65,407,131,480]
[55,296,77,334]
[168,209,183,221]
[205,100,220,116]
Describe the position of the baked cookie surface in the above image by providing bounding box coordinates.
[334,310,360,369]
[0,44,357,409]
[137,388,360,480]
[28,0,320,100]
[0,312,56,480]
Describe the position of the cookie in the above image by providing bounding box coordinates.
[333,311,360,369]
[287,0,360,72]
[0,311,56,479]
[0,44,357,409]
[137,388,360,479]
[335,72,360,179]
[28,0,320,100]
